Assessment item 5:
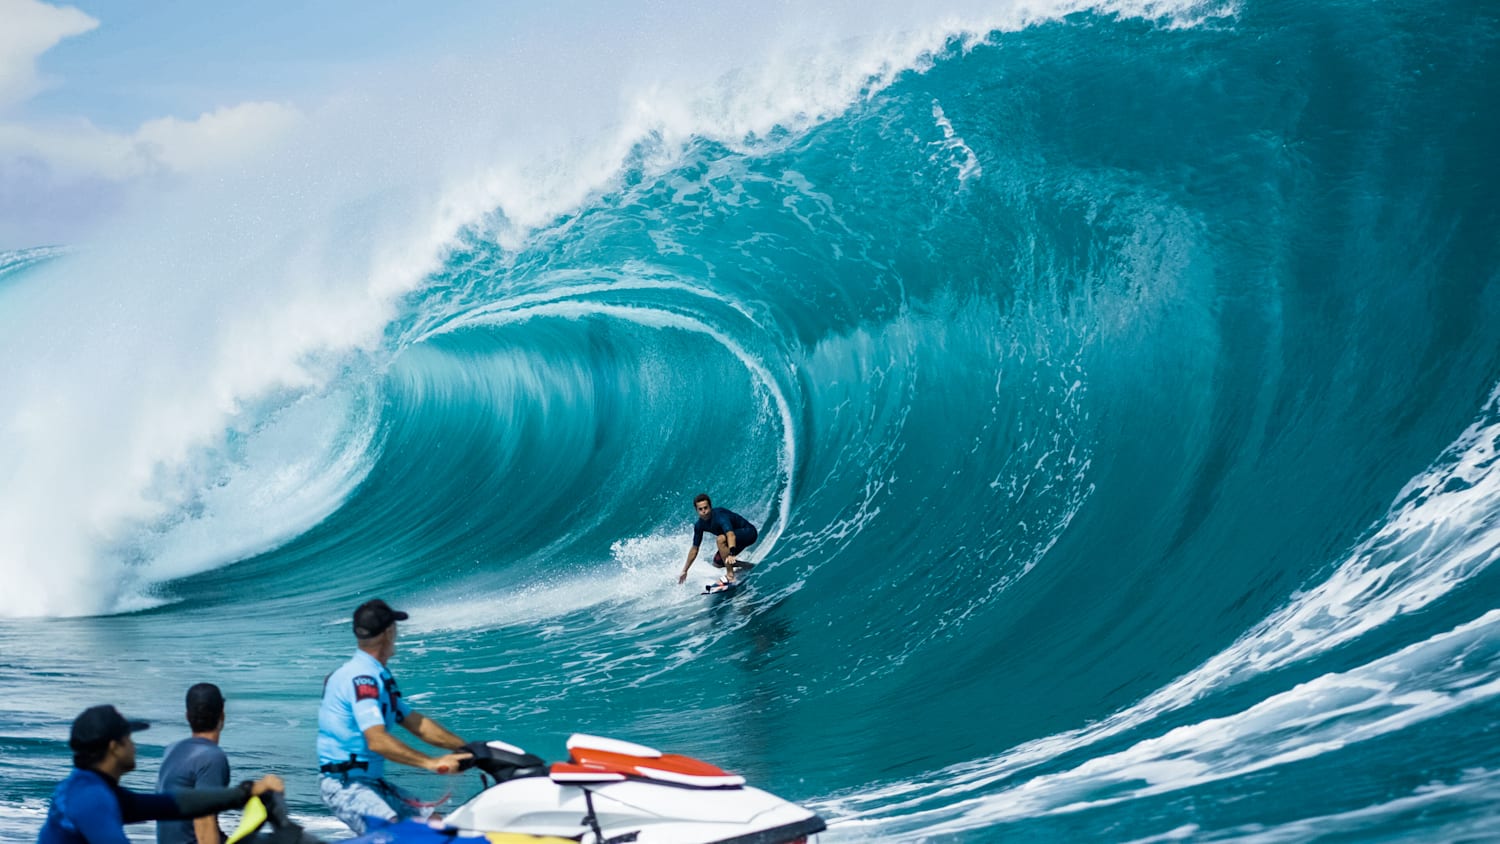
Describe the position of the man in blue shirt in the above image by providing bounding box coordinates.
[156,683,230,844]
[317,598,470,834]
[37,704,282,844]
[678,493,759,584]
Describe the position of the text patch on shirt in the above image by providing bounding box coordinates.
[353,676,380,701]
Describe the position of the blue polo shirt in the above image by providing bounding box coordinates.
[317,650,411,779]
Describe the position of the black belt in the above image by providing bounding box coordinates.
[320,756,370,776]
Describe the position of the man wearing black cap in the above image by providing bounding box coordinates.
[316,598,470,834]
[37,704,283,844]
[156,684,230,844]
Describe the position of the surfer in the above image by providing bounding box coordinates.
[317,598,471,835]
[37,704,284,844]
[678,493,758,585]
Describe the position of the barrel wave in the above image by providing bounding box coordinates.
[3,0,1500,840]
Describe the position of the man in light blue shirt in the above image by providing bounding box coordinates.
[317,599,470,834]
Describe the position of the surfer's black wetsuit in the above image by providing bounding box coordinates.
[693,507,758,563]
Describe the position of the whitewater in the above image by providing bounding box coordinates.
[3,0,1500,840]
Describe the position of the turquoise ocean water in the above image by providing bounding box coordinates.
[3,1,1500,840]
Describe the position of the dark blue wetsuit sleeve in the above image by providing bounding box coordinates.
[116,787,188,823]
[168,786,251,818]
[692,521,706,547]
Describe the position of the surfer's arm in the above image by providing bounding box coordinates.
[680,544,700,583]
[715,533,741,581]
[402,710,466,751]
[364,724,468,773]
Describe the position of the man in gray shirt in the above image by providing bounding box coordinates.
[156,683,230,844]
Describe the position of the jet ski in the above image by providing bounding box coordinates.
[439,733,825,843]
[233,734,824,844]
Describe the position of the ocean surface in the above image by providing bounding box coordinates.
[4,0,1500,840]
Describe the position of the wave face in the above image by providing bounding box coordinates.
[5,0,1500,840]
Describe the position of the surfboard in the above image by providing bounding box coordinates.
[703,562,755,594]
[703,578,738,595]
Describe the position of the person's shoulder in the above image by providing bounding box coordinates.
[160,737,186,762]
[184,736,227,760]
[160,738,222,779]
[191,738,230,778]
[69,767,109,787]
[321,657,366,703]
[328,650,369,677]
[55,766,93,794]
[59,768,115,803]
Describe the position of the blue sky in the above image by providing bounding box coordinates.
[0,0,545,248]
[0,0,1022,250]
[16,1,528,128]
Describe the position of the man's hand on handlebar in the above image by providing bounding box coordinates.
[427,752,473,774]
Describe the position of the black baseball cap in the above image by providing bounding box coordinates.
[69,705,149,750]
[353,598,409,639]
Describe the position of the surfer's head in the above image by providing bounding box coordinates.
[694,493,712,517]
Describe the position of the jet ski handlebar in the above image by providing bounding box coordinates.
[457,739,548,782]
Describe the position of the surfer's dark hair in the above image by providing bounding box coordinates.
[694,493,711,508]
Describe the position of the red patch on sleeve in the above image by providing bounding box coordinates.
[353,675,380,701]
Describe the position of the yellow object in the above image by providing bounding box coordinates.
[223,794,572,844]
[225,795,268,844]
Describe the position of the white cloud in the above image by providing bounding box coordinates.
[135,101,304,175]
[0,102,302,179]
[0,2,304,247]
[0,118,142,180]
[0,0,98,111]
[0,102,304,248]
